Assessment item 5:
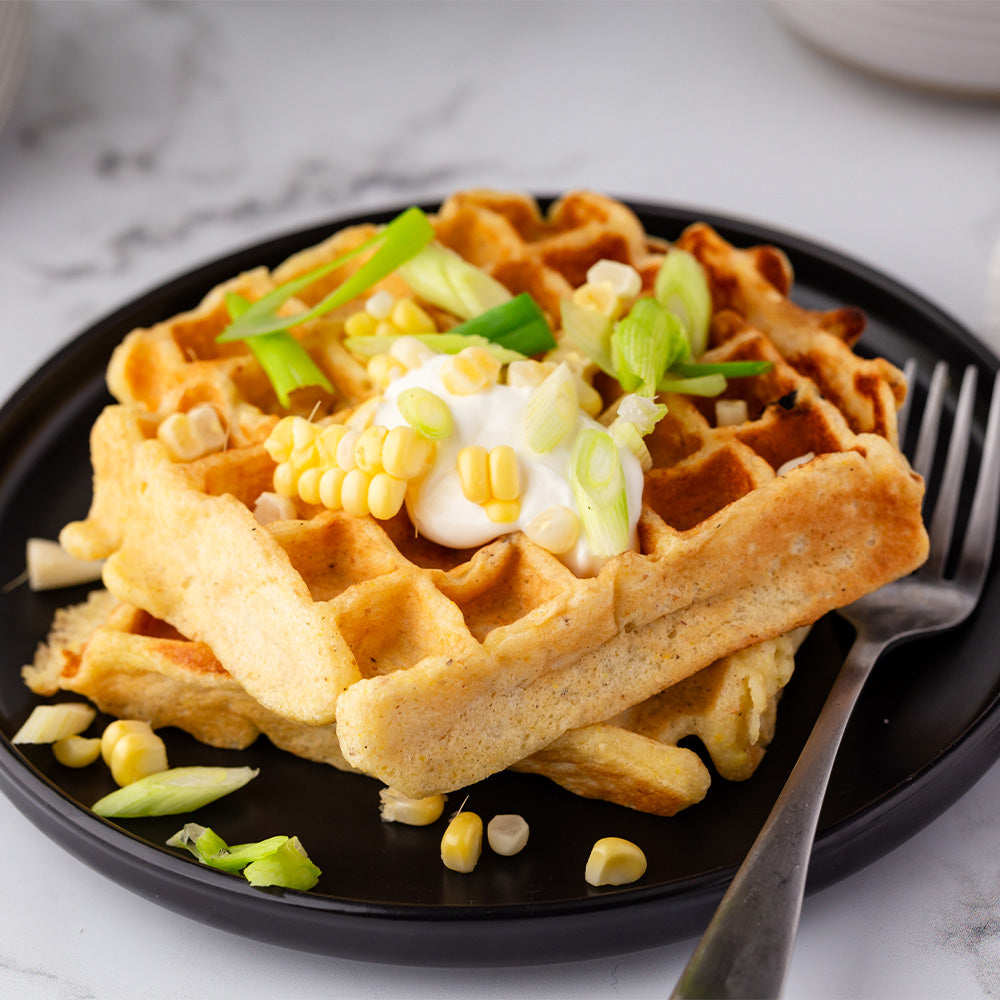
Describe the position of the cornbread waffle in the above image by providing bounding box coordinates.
[44,191,927,808]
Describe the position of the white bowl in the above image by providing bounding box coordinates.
[771,1,1000,98]
[0,0,31,133]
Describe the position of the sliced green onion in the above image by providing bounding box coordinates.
[344,332,524,364]
[12,703,96,745]
[243,836,321,891]
[397,387,454,440]
[167,823,293,873]
[523,362,579,453]
[654,248,713,357]
[92,766,258,818]
[570,428,630,557]
[611,298,689,397]
[610,419,653,471]
[657,373,728,397]
[615,394,667,437]
[559,297,616,377]
[226,292,332,407]
[671,360,774,379]
[217,207,435,343]
[397,242,512,320]
[449,293,556,356]
[167,822,229,860]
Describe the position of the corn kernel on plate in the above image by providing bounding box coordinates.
[1,198,999,966]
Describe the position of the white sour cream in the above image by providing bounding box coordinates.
[373,353,644,576]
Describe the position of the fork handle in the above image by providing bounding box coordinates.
[671,633,887,999]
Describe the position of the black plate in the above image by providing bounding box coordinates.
[1,200,999,967]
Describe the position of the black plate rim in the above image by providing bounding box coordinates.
[2,195,999,965]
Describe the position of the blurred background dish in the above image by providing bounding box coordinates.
[772,0,1000,97]
[0,1,31,133]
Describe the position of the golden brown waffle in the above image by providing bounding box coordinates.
[24,591,801,816]
[50,191,927,804]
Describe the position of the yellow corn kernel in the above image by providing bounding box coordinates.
[441,811,483,873]
[484,498,520,523]
[365,289,395,320]
[375,320,397,340]
[101,719,155,766]
[355,425,388,474]
[379,787,447,826]
[335,428,362,471]
[157,405,227,462]
[382,426,434,481]
[319,466,347,510]
[488,446,520,501]
[389,335,436,370]
[457,446,491,504]
[109,730,169,786]
[290,416,318,451]
[273,461,298,498]
[297,466,324,506]
[367,353,406,390]
[253,491,298,525]
[264,416,296,463]
[315,424,350,465]
[367,472,407,520]
[506,359,554,389]
[340,468,372,517]
[584,837,647,886]
[53,735,102,768]
[288,444,320,476]
[525,504,580,555]
[575,377,604,418]
[344,310,378,338]
[441,347,501,395]
[391,297,436,335]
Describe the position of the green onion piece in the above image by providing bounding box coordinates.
[612,298,689,397]
[92,766,259,818]
[570,428,630,557]
[217,207,435,343]
[397,387,454,440]
[243,836,321,891]
[449,293,556,356]
[615,394,668,437]
[523,362,579,453]
[397,242,512,320]
[654,248,713,357]
[609,419,653,472]
[12,703,96,745]
[559,297,616,377]
[166,822,229,861]
[344,332,524,364]
[227,293,333,407]
[209,837,293,873]
[670,360,774,379]
[657,373,728,397]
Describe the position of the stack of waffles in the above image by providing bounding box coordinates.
[24,191,927,816]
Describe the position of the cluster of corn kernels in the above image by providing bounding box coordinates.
[157,403,228,462]
[265,415,434,520]
[570,259,643,319]
[344,292,438,389]
[441,345,502,396]
[456,443,520,524]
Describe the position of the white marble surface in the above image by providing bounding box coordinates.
[1,2,999,997]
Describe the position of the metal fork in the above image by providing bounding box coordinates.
[672,361,1000,1000]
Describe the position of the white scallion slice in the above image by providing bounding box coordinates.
[559,297,616,376]
[397,242,512,320]
[26,538,104,591]
[12,703,96,745]
[570,429,630,557]
[243,836,321,891]
[91,766,258,818]
[654,249,712,357]
[523,362,579,453]
[397,387,455,440]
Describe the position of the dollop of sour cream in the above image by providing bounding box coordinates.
[373,353,644,576]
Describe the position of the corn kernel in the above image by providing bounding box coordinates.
[506,359,553,389]
[336,429,362,471]
[572,281,620,319]
[584,837,647,886]
[253,491,298,525]
[586,259,642,300]
[487,814,529,856]
[441,811,483,873]
[367,353,406,390]
[375,320,397,340]
[101,719,156,766]
[715,399,749,427]
[157,407,226,463]
[109,730,169,786]
[315,424,350,465]
[288,444,320,475]
[290,416,318,451]
[391,297,436,335]
[484,498,521,523]
[457,446,491,504]
[319,466,347,510]
[273,461,298,498]
[53,735,102,768]
[297,466,324,505]
[441,347,501,396]
[389,336,436,370]
[525,504,580,555]
[340,468,372,517]
[379,787,447,826]
[367,472,407,520]
[488,445,520,501]
[264,416,296,463]
[344,311,378,338]
[355,425,388,474]
[365,289,396,320]
[382,426,433,480]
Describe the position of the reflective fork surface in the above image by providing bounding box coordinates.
[672,362,1000,999]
